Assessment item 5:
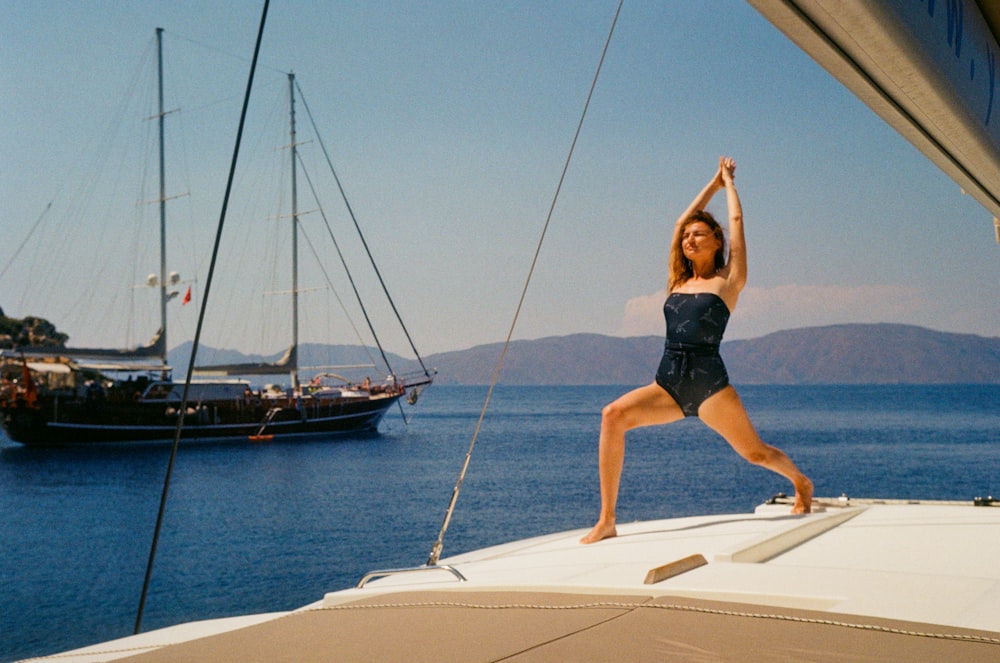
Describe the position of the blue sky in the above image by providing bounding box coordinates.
[2,1,998,358]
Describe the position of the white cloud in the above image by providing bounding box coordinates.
[618,291,667,337]
[618,284,932,340]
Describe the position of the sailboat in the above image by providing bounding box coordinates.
[0,32,433,447]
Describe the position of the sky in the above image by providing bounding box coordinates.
[2,1,999,360]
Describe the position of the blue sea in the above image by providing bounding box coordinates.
[2,384,998,661]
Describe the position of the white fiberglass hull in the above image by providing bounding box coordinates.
[35,498,1000,662]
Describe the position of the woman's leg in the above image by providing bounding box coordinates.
[580,383,684,543]
[698,386,813,513]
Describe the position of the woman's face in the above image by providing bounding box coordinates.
[681,221,721,260]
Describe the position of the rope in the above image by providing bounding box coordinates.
[134,0,270,634]
[309,599,1000,646]
[425,0,624,567]
[34,598,994,660]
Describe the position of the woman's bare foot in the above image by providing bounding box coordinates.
[580,520,617,544]
[792,478,814,514]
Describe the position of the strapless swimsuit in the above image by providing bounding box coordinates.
[654,292,730,417]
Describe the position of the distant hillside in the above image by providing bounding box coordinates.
[167,324,1000,386]
[414,334,662,386]
[722,324,1000,384]
[411,324,1000,385]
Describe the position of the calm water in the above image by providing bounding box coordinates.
[2,384,998,661]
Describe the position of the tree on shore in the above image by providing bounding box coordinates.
[0,314,68,350]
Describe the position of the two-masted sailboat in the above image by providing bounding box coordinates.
[0,31,433,446]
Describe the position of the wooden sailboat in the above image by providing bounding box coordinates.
[0,34,433,447]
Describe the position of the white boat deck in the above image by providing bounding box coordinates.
[349,498,1000,632]
[39,498,1000,662]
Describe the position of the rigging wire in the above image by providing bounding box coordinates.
[294,208,380,365]
[295,153,421,422]
[7,38,156,330]
[134,0,270,634]
[426,0,624,567]
[168,29,289,78]
[295,153,388,375]
[0,202,51,285]
[294,82,433,381]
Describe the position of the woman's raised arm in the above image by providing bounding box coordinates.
[720,157,746,292]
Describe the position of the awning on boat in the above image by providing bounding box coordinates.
[74,361,172,373]
[0,329,166,362]
[25,362,71,374]
[192,345,296,376]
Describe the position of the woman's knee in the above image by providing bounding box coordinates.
[601,400,632,431]
[601,401,623,424]
[740,443,775,466]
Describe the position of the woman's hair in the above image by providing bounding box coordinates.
[668,210,727,291]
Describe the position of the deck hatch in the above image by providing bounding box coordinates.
[715,507,867,564]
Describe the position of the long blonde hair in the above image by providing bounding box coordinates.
[668,211,727,291]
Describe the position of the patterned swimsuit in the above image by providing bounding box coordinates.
[654,292,731,417]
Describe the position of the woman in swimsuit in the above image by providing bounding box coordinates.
[580,157,813,544]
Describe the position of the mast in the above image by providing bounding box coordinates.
[288,72,300,391]
[155,27,169,376]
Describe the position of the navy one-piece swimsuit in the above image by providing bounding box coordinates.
[654,292,730,417]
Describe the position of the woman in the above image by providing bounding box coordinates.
[580,157,812,545]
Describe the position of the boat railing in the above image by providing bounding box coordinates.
[768,492,999,508]
[396,368,436,388]
[356,564,466,589]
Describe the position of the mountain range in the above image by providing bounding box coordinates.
[170,323,1000,385]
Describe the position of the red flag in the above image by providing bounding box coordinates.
[182,286,191,306]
